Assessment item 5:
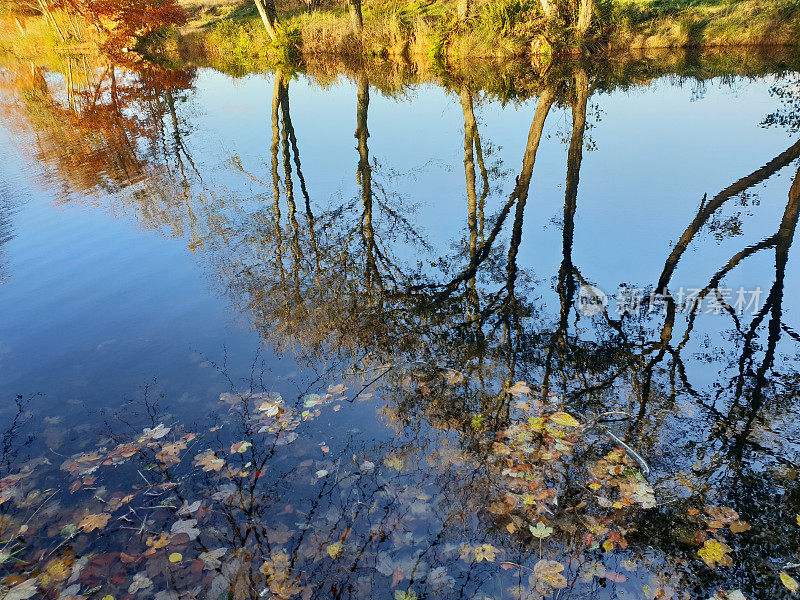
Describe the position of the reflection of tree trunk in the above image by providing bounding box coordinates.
[461,85,480,318]
[657,138,800,296]
[733,165,800,450]
[543,71,588,391]
[356,73,378,288]
[253,0,279,41]
[271,72,286,288]
[348,0,363,35]
[434,86,555,300]
[644,137,800,413]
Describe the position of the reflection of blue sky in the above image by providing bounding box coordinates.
[0,67,797,416]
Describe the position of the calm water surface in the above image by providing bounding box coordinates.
[0,53,799,600]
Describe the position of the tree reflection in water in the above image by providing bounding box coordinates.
[1,52,800,600]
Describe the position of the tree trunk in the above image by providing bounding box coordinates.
[576,0,593,37]
[539,0,556,19]
[347,0,363,35]
[253,0,278,41]
[457,0,470,20]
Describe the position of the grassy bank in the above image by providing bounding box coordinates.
[163,0,800,70]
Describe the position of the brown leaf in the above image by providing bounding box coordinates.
[79,513,111,532]
[391,567,405,588]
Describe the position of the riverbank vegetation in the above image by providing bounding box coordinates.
[1,0,799,66]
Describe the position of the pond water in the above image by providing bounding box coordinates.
[0,50,799,600]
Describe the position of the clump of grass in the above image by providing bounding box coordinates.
[474,0,540,35]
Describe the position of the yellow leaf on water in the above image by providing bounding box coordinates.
[603,539,614,552]
[549,412,581,427]
[781,571,799,592]
[697,539,733,569]
[230,441,252,454]
[168,553,183,563]
[326,542,343,559]
[796,515,800,527]
[532,560,567,590]
[474,544,500,562]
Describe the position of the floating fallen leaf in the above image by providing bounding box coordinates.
[326,542,343,559]
[328,383,347,395]
[530,522,553,539]
[321,446,330,454]
[315,470,328,478]
[128,573,153,594]
[508,381,531,397]
[198,548,227,570]
[729,520,751,534]
[230,441,252,453]
[141,424,170,441]
[195,450,225,472]
[474,544,500,562]
[168,553,183,563]
[171,519,200,541]
[604,571,627,583]
[391,567,405,587]
[79,513,111,532]
[146,533,170,549]
[698,539,733,569]
[549,412,581,427]
[3,578,37,600]
[533,560,568,590]
[781,571,799,592]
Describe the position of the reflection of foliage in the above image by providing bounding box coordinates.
[5,54,800,600]
[761,75,800,133]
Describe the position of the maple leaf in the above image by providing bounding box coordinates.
[146,533,170,548]
[529,522,553,539]
[79,513,111,532]
[474,544,500,562]
[156,440,187,467]
[697,539,733,569]
[195,450,225,472]
[781,571,799,592]
[729,520,751,534]
[171,519,200,541]
[198,548,227,570]
[128,573,153,594]
[532,559,568,591]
